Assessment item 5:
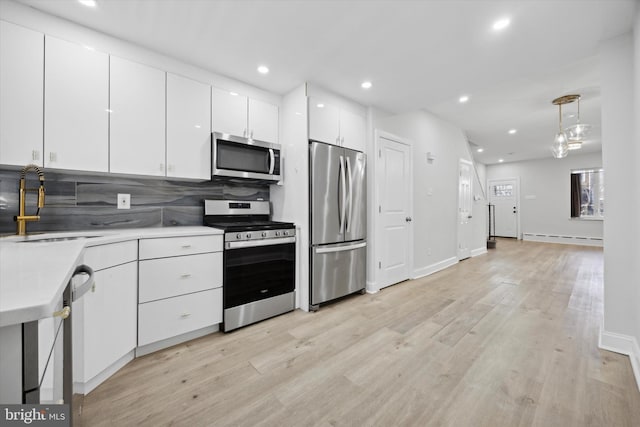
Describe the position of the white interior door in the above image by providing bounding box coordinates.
[457,159,473,260]
[377,132,412,289]
[488,178,519,238]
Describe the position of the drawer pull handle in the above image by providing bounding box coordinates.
[180,274,192,279]
[180,313,191,318]
[53,306,71,319]
[260,289,269,294]
[181,244,192,249]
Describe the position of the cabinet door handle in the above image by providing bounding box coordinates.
[53,306,71,319]
[181,244,192,249]
[341,136,345,145]
[180,313,191,318]
[243,128,247,138]
[49,152,57,162]
[180,273,192,279]
[32,150,40,161]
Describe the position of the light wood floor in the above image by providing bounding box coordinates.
[77,239,640,426]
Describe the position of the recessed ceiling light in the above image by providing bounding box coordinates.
[194,125,201,129]
[361,81,372,89]
[459,95,469,103]
[316,103,325,108]
[229,91,238,96]
[492,18,511,31]
[498,158,505,163]
[477,148,484,153]
[257,65,269,74]
[508,129,517,134]
[78,0,97,7]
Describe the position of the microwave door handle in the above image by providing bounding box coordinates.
[268,149,275,175]
[346,156,353,233]
[339,155,346,234]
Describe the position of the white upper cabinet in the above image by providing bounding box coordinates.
[110,56,166,176]
[211,87,248,137]
[248,98,279,143]
[308,96,366,152]
[0,21,44,167]
[44,36,109,172]
[308,98,340,145]
[166,73,211,180]
[212,87,279,143]
[338,108,366,152]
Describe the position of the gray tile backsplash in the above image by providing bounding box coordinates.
[0,167,269,234]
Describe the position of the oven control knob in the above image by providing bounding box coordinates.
[236,233,242,239]
[262,231,267,238]
[275,231,281,237]
[246,233,252,239]
[283,230,288,236]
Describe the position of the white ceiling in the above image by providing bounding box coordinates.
[15,0,637,164]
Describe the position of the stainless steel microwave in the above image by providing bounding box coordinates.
[211,132,282,182]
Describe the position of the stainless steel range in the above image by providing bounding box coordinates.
[204,200,295,332]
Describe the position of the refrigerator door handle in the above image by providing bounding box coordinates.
[315,242,367,254]
[339,155,346,234]
[346,156,353,233]
[268,148,275,174]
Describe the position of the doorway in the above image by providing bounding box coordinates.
[375,130,413,290]
[457,159,473,260]
[488,178,520,238]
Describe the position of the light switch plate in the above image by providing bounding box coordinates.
[117,193,131,209]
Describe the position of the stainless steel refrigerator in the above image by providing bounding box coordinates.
[309,140,366,310]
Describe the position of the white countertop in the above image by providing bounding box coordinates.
[0,226,223,327]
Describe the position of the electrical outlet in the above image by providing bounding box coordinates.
[117,193,131,209]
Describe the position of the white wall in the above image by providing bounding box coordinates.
[598,23,640,386]
[486,151,603,238]
[375,110,487,279]
[634,0,640,351]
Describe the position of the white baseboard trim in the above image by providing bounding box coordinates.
[522,232,603,247]
[471,247,488,257]
[74,350,135,395]
[599,328,640,392]
[412,256,458,280]
[366,280,379,294]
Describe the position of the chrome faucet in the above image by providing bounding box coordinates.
[14,164,45,236]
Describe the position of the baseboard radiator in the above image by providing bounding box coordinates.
[522,232,603,247]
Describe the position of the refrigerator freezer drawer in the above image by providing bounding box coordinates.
[311,241,366,306]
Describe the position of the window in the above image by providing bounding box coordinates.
[493,184,513,197]
[571,168,604,219]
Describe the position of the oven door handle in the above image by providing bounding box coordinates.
[226,236,296,249]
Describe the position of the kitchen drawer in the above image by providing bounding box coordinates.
[139,252,222,303]
[138,288,222,346]
[138,235,222,260]
[83,240,138,271]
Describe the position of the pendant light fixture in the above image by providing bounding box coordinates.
[565,95,591,144]
[551,94,592,157]
[551,94,583,158]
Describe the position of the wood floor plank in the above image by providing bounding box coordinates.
[76,239,640,427]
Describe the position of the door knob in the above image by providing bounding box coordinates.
[406,217,412,222]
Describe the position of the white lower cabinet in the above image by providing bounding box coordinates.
[137,235,223,351]
[73,241,137,393]
[138,288,222,346]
